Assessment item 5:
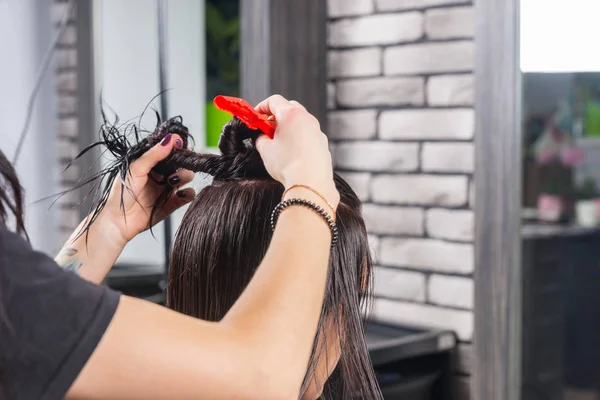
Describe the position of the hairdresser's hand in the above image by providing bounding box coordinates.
[101,134,196,244]
[255,95,339,208]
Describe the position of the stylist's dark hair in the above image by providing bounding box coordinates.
[76,107,383,399]
[0,149,26,236]
[0,148,27,398]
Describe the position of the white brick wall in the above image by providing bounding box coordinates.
[58,117,78,138]
[427,74,474,106]
[56,71,77,93]
[379,109,474,140]
[328,0,374,18]
[58,140,79,160]
[328,110,377,140]
[56,49,77,70]
[379,238,474,274]
[60,163,80,183]
[327,0,476,380]
[384,41,474,75]
[59,188,80,206]
[58,25,77,46]
[374,267,426,302]
[376,0,471,11]
[469,179,475,208]
[426,209,474,241]
[328,48,381,78]
[372,174,468,206]
[327,82,336,109]
[58,96,78,116]
[54,0,81,235]
[52,1,76,24]
[336,77,425,107]
[368,234,380,262]
[339,172,371,201]
[329,142,338,165]
[425,7,475,39]
[363,204,423,235]
[428,274,474,309]
[372,298,473,340]
[422,142,474,172]
[335,142,419,172]
[328,13,423,47]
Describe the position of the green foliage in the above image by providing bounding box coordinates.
[206,2,240,97]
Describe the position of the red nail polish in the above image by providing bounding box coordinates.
[161,134,172,146]
[174,138,183,149]
[176,190,186,198]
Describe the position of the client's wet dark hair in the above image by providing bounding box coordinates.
[78,109,382,399]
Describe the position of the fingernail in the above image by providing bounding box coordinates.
[161,134,172,146]
[168,175,181,186]
[174,138,183,149]
[176,190,187,198]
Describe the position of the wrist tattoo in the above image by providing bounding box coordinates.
[57,248,83,274]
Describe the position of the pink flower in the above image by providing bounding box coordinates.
[537,149,556,164]
[561,147,584,166]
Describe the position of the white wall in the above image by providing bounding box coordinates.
[0,0,60,254]
[521,0,600,72]
[93,0,205,267]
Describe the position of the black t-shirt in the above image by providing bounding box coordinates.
[0,227,120,400]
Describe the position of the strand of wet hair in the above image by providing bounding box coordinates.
[62,108,270,241]
[61,109,194,241]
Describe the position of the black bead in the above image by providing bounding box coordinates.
[271,198,339,248]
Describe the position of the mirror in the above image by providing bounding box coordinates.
[90,0,239,270]
[521,1,600,398]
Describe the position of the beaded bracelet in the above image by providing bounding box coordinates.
[270,198,339,248]
[281,184,337,222]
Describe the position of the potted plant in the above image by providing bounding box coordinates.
[575,177,600,227]
[537,180,565,222]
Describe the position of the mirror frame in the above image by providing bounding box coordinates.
[474,0,523,399]
[241,0,327,124]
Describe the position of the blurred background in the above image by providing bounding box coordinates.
[521,1,600,399]
[0,0,470,399]
[4,0,600,399]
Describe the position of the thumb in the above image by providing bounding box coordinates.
[254,133,272,157]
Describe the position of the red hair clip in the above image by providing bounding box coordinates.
[213,95,276,139]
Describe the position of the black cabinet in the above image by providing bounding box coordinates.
[521,227,600,399]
